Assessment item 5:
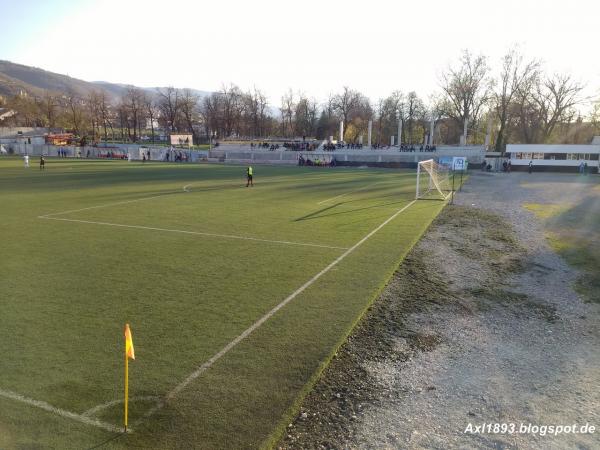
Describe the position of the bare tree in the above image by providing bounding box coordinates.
[180,89,199,141]
[332,87,364,139]
[158,87,180,132]
[439,50,491,143]
[143,93,159,143]
[404,91,426,144]
[220,84,244,137]
[241,87,271,137]
[116,101,128,141]
[493,48,539,152]
[7,94,41,127]
[280,89,295,137]
[590,99,600,135]
[200,93,222,138]
[65,92,85,136]
[376,91,404,145]
[39,92,59,128]
[513,73,584,143]
[98,91,114,141]
[87,91,103,142]
[535,74,584,141]
[294,94,318,138]
[124,86,144,142]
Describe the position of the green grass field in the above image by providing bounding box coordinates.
[0,157,446,449]
[523,177,600,304]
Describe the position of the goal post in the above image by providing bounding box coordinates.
[416,159,452,200]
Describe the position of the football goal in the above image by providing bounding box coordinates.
[415,159,453,200]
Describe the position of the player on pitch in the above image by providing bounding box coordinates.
[246,166,254,187]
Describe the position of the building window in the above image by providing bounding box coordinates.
[546,153,566,160]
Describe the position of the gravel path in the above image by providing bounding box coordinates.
[279,172,600,450]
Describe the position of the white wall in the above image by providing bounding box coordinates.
[507,144,600,154]
[509,159,599,167]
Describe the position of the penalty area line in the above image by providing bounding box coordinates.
[38,216,349,250]
[0,388,125,433]
[40,191,181,218]
[316,181,382,205]
[138,199,417,424]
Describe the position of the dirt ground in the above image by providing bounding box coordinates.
[279,172,600,450]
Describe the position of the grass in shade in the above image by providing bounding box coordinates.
[523,177,600,304]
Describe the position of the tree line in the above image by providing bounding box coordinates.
[1,48,597,150]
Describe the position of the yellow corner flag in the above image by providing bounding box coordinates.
[124,323,135,431]
[125,324,135,360]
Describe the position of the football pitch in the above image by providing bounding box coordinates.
[0,157,447,449]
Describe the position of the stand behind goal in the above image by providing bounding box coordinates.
[416,159,452,200]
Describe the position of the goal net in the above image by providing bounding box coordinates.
[416,159,452,200]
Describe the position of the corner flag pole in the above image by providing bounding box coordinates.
[124,342,129,432]
[124,323,135,432]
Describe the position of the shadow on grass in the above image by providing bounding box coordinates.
[86,431,127,450]
[294,199,410,222]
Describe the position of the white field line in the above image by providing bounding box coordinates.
[181,173,367,193]
[82,396,160,417]
[38,216,349,250]
[316,182,382,205]
[138,199,417,424]
[0,388,125,433]
[40,192,178,218]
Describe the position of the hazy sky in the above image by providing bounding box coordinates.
[1,0,598,110]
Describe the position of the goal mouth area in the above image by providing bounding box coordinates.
[415,159,453,201]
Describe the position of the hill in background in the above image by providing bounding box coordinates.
[0,60,211,101]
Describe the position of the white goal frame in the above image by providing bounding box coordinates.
[415,159,452,200]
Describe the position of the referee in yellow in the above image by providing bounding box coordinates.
[246,166,254,187]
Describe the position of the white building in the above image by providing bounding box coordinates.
[145,117,159,130]
[0,108,16,122]
[506,143,600,172]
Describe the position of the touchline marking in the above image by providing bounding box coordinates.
[38,216,349,250]
[137,199,417,424]
[0,388,124,433]
[316,182,382,205]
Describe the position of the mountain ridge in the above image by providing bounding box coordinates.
[0,60,211,101]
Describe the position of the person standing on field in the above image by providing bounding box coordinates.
[39,155,45,170]
[24,154,29,168]
[246,166,254,187]
[528,160,533,174]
